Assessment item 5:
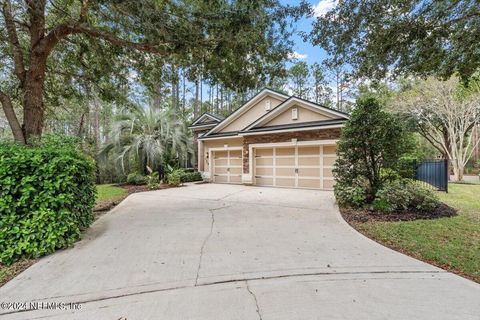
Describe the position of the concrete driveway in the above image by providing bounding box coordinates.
[1,184,478,319]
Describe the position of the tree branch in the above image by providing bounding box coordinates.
[40,23,170,57]
[2,0,26,85]
[0,89,25,143]
[26,0,47,46]
[79,0,88,22]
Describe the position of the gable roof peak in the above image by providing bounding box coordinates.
[202,88,289,136]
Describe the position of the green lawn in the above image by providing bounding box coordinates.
[357,184,480,282]
[96,184,128,204]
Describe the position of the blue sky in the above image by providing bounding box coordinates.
[283,0,335,67]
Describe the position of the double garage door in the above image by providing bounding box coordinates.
[253,144,336,190]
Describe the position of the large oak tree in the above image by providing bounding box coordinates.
[310,1,480,82]
[1,0,305,143]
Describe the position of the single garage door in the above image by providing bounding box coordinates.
[253,144,336,190]
[212,149,242,184]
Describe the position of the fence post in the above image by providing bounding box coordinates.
[444,159,448,193]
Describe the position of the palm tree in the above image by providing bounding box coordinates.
[100,104,193,174]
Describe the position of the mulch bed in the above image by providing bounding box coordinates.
[340,203,457,224]
[0,259,37,287]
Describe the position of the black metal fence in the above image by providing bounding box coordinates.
[413,159,449,192]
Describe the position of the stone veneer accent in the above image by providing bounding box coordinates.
[242,128,341,173]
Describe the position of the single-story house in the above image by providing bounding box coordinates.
[189,88,349,190]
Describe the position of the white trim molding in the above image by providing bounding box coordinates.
[243,97,349,131]
[239,123,344,136]
[204,89,289,136]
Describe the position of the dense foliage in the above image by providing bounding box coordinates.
[126,173,148,186]
[0,136,96,265]
[310,0,480,82]
[373,180,440,213]
[0,0,307,142]
[334,97,412,201]
[100,105,192,176]
[180,171,203,183]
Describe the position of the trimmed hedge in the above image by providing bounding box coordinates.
[180,171,203,183]
[0,136,96,265]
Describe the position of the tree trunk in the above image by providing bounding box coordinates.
[0,90,25,143]
[23,55,47,141]
[194,77,200,118]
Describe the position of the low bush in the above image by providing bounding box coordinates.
[0,135,96,265]
[166,169,183,187]
[334,183,367,207]
[147,172,160,189]
[126,173,148,185]
[373,179,440,213]
[180,171,203,183]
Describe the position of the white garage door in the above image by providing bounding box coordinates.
[212,149,242,184]
[253,144,336,190]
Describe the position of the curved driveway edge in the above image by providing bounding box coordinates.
[1,184,478,319]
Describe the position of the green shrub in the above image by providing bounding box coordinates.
[334,183,367,207]
[147,172,160,189]
[373,180,412,212]
[409,182,440,211]
[166,169,183,187]
[180,171,203,183]
[373,179,440,213]
[334,97,413,202]
[126,173,148,185]
[0,136,96,265]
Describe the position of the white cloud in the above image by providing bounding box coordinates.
[313,0,338,17]
[288,51,308,60]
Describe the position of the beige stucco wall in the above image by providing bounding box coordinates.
[264,105,336,127]
[219,96,284,132]
[201,137,244,172]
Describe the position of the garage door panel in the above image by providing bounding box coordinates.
[276,147,295,156]
[214,175,229,183]
[256,149,273,157]
[215,167,229,174]
[323,157,336,166]
[229,175,242,183]
[298,146,320,156]
[255,177,273,186]
[229,150,242,158]
[276,167,295,176]
[276,157,295,166]
[323,168,334,178]
[299,157,320,166]
[323,179,336,189]
[298,168,320,177]
[323,146,336,155]
[256,167,273,175]
[255,157,273,166]
[298,179,321,189]
[214,151,228,158]
[214,159,228,166]
[230,167,242,175]
[230,159,242,166]
[276,178,295,187]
